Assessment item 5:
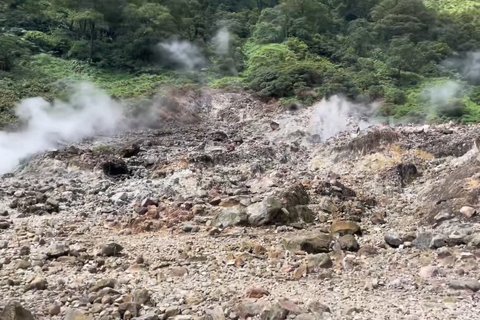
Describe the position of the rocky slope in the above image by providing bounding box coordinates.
[1,90,480,320]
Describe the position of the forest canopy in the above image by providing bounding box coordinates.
[1,0,479,125]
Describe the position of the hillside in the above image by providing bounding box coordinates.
[1,90,480,319]
[1,0,480,127]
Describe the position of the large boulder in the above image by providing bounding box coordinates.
[212,206,248,228]
[245,184,314,226]
[0,302,35,320]
[283,232,332,253]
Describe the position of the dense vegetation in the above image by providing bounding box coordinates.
[1,0,479,126]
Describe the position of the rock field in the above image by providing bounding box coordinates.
[1,90,480,320]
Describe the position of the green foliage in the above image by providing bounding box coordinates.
[1,0,480,126]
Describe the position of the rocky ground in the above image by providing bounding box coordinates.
[1,90,480,320]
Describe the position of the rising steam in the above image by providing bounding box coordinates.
[444,51,480,84]
[0,82,124,174]
[213,27,231,56]
[309,95,378,141]
[159,40,206,71]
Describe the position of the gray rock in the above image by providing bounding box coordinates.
[26,277,47,291]
[206,307,225,320]
[0,220,11,229]
[448,279,480,292]
[413,232,433,250]
[384,232,403,248]
[306,254,332,270]
[133,288,151,305]
[90,278,116,292]
[65,309,92,320]
[15,259,31,270]
[47,303,61,316]
[111,192,128,203]
[284,233,332,253]
[261,303,288,320]
[99,243,123,257]
[430,234,447,249]
[433,211,454,223]
[212,206,248,228]
[460,206,476,218]
[46,242,70,258]
[236,301,267,319]
[165,307,180,318]
[337,235,359,252]
[467,233,480,247]
[247,197,283,226]
[182,224,200,233]
[0,302,35,320]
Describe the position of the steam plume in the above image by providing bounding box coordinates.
[444,51,480,84]
[159,40,206,71]
[213,27,231,56]
[0,82,124,174]
[309,95,378,141]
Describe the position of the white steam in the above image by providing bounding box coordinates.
[213,27,231,56]
[159,40,206,71]
[444,51,480,84]
[0,82,124,174]
[309,95,377,141]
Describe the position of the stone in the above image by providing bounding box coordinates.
[182,224,200,233]
[118,303,141,317]
[19,246,30,256]
[65,309,93,320]
[169,266,189,277]
[48,304,61,316]
[413,232,433,250]
[141,198,159,208]
[26,277,47,291]
[99,243,123,257]
[0,302,35,320]
[330,221,361,236]
[430,235,447,249]
[132,314,159,320]
[337,235,359,252]
[292,264,307,280]
[283,233,331,254]
[277,298,302,314]
[417,265,438,280]
[448,279,480,292]
[246,287,270,299]
[46,242,70,258]
[433,211,454,223]
[111,192,128,203]
[467,234,480,247]
[236,300,267,319]
[306,254,332,270]
[15,260,31,270]
[212,206,248,228]
[165,307,180,318]
[246,197,283,226]
[205,307,225,320]
[306,300,330,314]
[0,220,11,229]
[460,206,476,218]
[261,304,287,320]
[384,232,403,248]
[133,289,151,305]
[90,278,116,292]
